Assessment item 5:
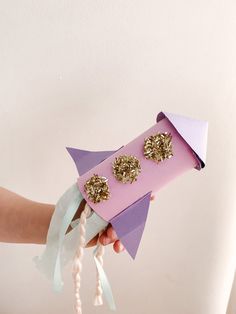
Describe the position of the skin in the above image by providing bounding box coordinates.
[0,187,155,253]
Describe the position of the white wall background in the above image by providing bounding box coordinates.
[1,1,236,314]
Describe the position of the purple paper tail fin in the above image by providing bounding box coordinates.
[66,147,123,176]
[110,192,152,259]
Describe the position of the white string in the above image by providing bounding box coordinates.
[72,203,91,314]
[94,234,105,306]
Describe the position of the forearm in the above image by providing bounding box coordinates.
[0,187,126,252]
[0,187,54,244]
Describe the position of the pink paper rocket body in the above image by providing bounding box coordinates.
[67,112,208,259]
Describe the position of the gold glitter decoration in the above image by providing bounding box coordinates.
[112,155,141,184]
[143,132,173,163]
[84,174,110,203]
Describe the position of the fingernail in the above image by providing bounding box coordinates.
[119,244,125,252]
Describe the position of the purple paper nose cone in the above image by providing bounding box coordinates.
[156,111,208,169]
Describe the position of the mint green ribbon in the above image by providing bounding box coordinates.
[36,182,116,310]
[53,191,83,291]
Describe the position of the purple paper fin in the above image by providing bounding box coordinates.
[66,147,123,176]
[110,192,152,259]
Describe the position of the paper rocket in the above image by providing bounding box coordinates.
[66,111,208,259]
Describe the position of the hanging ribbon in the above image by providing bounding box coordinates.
[53,190,83,291]
[34,183,116,310]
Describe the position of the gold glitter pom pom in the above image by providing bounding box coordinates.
[84,174,110,203]
[112,155,141,184]
[143,132,173,163]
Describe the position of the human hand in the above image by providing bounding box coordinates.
[70,194,156,253]
[86,193,156,253]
